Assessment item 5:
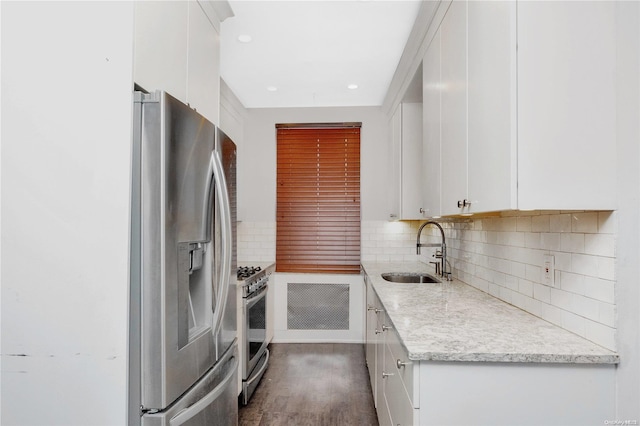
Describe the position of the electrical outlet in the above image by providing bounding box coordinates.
[543,254,555,287]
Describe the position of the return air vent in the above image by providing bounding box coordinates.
[287,283,349,330]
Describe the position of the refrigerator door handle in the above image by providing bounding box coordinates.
[209,149,233,340]
[168,355,238,426]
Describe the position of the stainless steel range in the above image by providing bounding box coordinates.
[237,264,273,405]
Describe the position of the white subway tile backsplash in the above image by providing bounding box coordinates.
[525,264,542,282]
[584,277,615,304]
[550,214,572,233]
[584,234,615,257]
[571,253,600,276]
[359,212,616,351]
[531,215,551,232]
[571,212,599,233]
[599,301,616,327]
[540,232,561,251]
[516,216,532,232]
[562,310,587,337]
[597,256,616,281]
[542,303,564,328]
[598,211,616,234]
[359,210,619,351]
[524,232,541,249]
[585,320,616,349]
[518,278,534,298]
[561,233,585,253]
[559,271,586,295]
[533,283,552,303]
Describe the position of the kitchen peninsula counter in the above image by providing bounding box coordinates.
[362,261,619,364]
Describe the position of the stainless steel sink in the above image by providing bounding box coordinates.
[381,272,441,283]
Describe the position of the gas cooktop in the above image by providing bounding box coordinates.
[237,266,262,280]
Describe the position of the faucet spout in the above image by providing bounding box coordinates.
[416,221,450,280]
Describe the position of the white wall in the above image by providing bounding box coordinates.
[1,2,135,424]
[613,0,640,418]
[238,106,390,223]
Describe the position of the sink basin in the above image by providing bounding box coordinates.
[381,272,441,284]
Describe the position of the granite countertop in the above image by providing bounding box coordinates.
[362,261,619,364]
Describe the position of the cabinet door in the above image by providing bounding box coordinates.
[384,342,416,426]
[187,1,220,124]
[375,309,388,421]
[387,107,402,220]
[400,103,425,220]
[440,0,468,216]
[364,275,378,405]
[467,1,517,213]
[517,1,616,210]
[134,1,188,101]
[422,30,442,218]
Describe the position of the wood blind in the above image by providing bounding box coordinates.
[276,125,361,274]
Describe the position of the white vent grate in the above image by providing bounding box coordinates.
[287,283,349,330]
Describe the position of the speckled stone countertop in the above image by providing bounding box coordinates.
[362,261,619,364]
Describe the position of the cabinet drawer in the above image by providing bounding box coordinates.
[386,325,418,407]
[383,342,416,425]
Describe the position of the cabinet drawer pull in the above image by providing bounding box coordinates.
[375,329,382,335]
[382,324,392,331]
[382,372,394,378]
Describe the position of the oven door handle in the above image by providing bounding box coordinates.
[246,348,269,387]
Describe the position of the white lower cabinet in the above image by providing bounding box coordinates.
[365,276,419,426]
[383,342,418,426]
[363,271,616,426]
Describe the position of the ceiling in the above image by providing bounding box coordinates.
[220,0,423,109]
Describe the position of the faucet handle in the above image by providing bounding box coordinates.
[433,249,443,259]
[429,261,441,274]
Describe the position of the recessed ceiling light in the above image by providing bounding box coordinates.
[266,86,278,92]
[237,34,252,43]
[347,84,358,90]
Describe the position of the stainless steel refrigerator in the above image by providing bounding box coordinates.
[129,90,238,425]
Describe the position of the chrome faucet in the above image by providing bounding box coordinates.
[417,221,451,280]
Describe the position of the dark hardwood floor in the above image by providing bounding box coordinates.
[239,343,379,426]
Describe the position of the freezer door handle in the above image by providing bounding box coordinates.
[169,355,238,426]
[208,149,233,340]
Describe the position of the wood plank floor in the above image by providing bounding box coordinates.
[239,343,379,426]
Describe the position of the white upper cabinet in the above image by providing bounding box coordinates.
[401,103,425,220]
[439,0,468,216]
[516,1,616,210]
[422,30,442,218]
[422,0,617,215]
[467,0,517,213]
[387,105,402,220]
[134,1,189,101]
[134,1,222,124]
[187,1,221,123]
[389,102,425,221]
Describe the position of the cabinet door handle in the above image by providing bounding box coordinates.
[396,359,408,369]
[375,329,382,335]
[382,324,392,331]
[382,372,394,378]
[457,199,471,208]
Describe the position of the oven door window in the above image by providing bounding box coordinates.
[247,290,267,362]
